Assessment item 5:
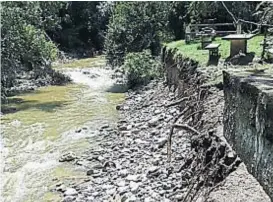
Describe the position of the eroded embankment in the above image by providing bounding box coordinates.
[223,69,273,200]
[55,49,270,202]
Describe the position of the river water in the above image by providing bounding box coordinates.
[0,57,125,202]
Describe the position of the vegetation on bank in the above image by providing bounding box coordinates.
[121,50,163,88]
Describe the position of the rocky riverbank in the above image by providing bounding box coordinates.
[53,78,270,202]
[2,66,71,108]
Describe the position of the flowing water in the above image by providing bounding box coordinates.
[0,56,125,202]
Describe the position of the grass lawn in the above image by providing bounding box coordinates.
[166,35,265,66]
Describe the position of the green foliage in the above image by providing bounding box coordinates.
[51,1,109,52]
[122,50,162,88]
[185,2,259,24]
[105,2,173,67]
[1,2,61,96]
[255,2,273,24]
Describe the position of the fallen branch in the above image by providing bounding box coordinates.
[167,123,201,162]
[182,109,204,124]
[165,97,190,107]
[173,124,201,136]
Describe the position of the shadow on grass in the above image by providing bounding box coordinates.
[1,98,68,114]
[225,52,255,65]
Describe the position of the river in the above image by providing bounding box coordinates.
[0,56,125,202]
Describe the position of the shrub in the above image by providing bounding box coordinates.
[122,50,162,88]
[104,2,173,67]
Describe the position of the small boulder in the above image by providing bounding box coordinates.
[59,152,77,162]
[148,117,159,127]
[126,174,140,182]
[129,181,140,193]
[64,188,78,196]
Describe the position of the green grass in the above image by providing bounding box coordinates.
[166,35,265,66]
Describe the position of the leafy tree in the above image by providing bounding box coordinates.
[1,2,64,101]
[50,1,109,53]
[255,1,273,24]
[104,2,173,67]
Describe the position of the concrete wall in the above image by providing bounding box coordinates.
[223,69,273,200]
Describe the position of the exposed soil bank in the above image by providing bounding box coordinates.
[223,69,273,200]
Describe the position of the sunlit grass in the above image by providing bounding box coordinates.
[166,35,265,66]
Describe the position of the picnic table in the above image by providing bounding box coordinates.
[222,34,255,57]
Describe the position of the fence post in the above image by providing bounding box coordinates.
[236,21,242,34]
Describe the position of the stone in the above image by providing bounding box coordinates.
[59,152,77,162]
[148,166,159,174]
[118,186,129,195]
[119,125,128,131]
[117,180,126,187]
[126,194,137,202]
[86,169,94,176]
[174,194,184,200]
[63,196,75,202]
[169,108,177,114]
[127,125,133,130]
[106,188,116,195]
[130,181,140,193]
[119,169,129,177]
[97,156,104,162]
[144,197,152,202]
[56,184,66,192]
[126,175,140,182]
[154,109,161,115]
[157,138,167,148]
[148,117,159,127]
[92,192,100,197]
[123,106,129,110]
[150,129,159,136]
[92,164,103,169]
[64,188,78,196]
[100,124,110,129]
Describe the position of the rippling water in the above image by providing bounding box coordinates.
[1,57,124,202]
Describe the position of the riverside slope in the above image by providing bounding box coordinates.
[57,80,270,202]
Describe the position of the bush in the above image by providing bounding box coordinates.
[122,50,162,88]
[104,2,173,67]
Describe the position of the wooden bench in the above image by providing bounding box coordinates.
[205,43,221,60]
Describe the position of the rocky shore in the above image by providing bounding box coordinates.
[53,78,267,202]
[56,80,184,202]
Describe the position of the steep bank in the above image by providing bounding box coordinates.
[223,69,273,200]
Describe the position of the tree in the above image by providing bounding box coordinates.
[49,1,109,53]
[1,2,64,101]
[104,2,173,67]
